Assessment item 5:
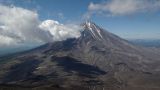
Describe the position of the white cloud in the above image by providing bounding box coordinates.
[39,20,82,41]
[0,4,53,47]
[0,35,18,46]
[0,4,82,47]
[87,0,160,17]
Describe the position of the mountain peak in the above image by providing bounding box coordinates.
[82,21,104,40]
[1,20,160,90]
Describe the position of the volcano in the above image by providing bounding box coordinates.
[0,21,160,90]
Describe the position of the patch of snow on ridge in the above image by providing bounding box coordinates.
[85,21,97,39]
[93,24,103,39]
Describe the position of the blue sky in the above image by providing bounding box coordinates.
[1,0,160,40]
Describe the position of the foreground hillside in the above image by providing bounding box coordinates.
[0,22,160,90]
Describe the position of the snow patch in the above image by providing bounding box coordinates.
[93,24,103,39]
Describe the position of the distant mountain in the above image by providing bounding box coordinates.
[0,21,160,90]
[129,39,160,47]
[0,44,41,57]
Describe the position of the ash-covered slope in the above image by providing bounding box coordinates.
[0,21,160,90]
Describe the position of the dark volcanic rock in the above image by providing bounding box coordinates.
[0,21,160,90]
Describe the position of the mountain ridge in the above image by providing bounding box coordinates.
[0,21,160,90]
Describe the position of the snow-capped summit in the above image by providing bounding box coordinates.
[0,21,160,90]
[82,21,103,40]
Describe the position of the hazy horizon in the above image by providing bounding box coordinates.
[1,0,160,55]
[0,0,160,48]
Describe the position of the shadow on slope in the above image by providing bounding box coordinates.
[3,59,42,82]
[52,56,106,78]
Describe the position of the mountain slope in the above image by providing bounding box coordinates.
[0,21,160,90]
